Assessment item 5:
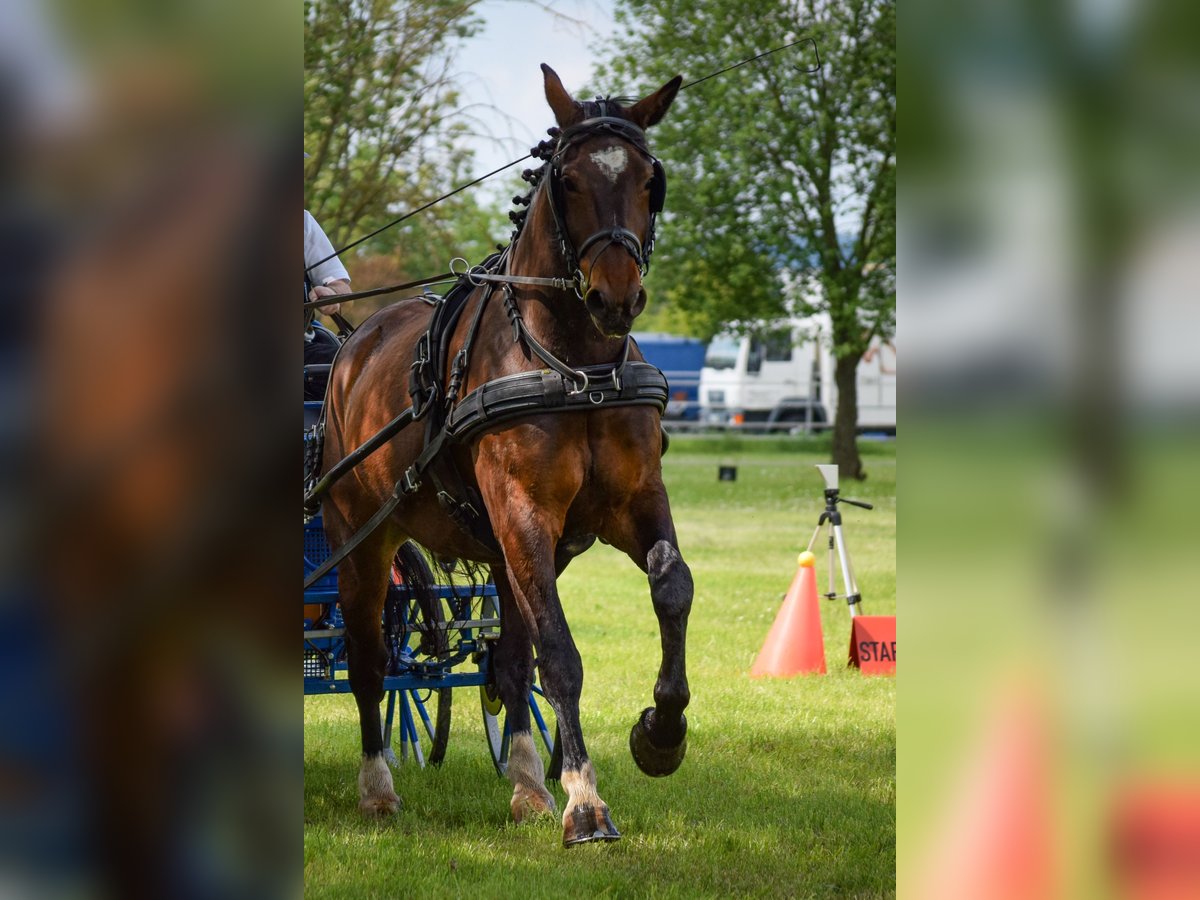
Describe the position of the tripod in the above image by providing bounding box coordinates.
[804,465,873,618]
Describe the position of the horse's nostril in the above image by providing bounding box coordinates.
[584,289,607,316]
[629,288,647,319]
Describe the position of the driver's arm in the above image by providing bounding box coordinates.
[307,278,351,316]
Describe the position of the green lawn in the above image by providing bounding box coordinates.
[305,437,896,898]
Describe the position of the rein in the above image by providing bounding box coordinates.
[303,271,455,312]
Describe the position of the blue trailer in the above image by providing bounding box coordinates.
[631,332,706,421]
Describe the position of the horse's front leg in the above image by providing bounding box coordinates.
[479,482,620,847]
[613,488,694,777]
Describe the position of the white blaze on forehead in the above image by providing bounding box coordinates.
[589,146,628,185]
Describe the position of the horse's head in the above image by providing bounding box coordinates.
[540,64,682,338]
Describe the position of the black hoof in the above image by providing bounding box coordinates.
[563,804,621,847]
[629,707,687,777]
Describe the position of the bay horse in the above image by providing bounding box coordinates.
[320,64,691,847]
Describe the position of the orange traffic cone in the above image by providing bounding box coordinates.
[750,551,826,676]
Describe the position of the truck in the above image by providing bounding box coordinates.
[699,319,896,433]
[630,332,707,421]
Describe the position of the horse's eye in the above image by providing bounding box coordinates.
[561,175,579,193]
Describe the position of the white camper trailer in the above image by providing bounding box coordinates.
[699,320,896,432]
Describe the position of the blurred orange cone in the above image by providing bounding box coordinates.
[750,551,826,676]
[917,684,1056,900]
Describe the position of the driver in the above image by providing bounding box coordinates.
[304,208,351,400]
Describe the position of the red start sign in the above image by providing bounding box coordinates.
[848,615,896,675]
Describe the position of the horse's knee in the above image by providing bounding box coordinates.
[647,540,692,619]
[537,638,583,699]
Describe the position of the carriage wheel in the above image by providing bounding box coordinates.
[478,589,559,778]
[480,682,559,779]
[476,591,559,778]
[383,542,451,767]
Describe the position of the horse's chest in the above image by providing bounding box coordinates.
[574,459,651,511]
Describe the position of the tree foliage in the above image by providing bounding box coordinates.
[599,0,895,476]
[304,0,505,307]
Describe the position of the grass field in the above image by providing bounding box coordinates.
[305,436,896,898]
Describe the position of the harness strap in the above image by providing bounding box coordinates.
[467,270,581,294]
[303,480,406,589]
[446,361,668,444]
[501,286,633,393]
[304,407,414,515]
[302,271,455,312]
[445,266,499,407]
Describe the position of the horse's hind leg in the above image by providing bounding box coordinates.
[492,569,556,822]
[326,515,402,817]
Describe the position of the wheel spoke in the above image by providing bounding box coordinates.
[399,692,426,768]
[411,690,436,743]
[382,690,397,748]
[529,692,553,755]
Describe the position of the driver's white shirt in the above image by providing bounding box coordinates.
[304,209,350,287]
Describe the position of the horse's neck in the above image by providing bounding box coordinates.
[498,202,623,369]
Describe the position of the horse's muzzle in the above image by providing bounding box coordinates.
[584,286,646,338]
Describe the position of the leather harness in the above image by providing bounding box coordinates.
[303,115,670,588]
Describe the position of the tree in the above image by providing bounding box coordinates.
[600,0,895,478]
[304,0,505,314]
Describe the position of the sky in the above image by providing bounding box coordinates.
[454,0,616,199]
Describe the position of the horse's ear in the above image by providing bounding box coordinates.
[628,75,683,129]
[542,64,583,128]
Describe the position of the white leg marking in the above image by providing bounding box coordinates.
[358,753,398,812]
[507,732,547,790]
[560,760,603,808]
[508,732,556,821]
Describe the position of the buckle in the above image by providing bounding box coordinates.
[565,369,590,396]
[401,468,422,494]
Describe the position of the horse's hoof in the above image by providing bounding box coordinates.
[562,804,621,847]
[511,785,557,823]
[629,707,687,777]
[358,795,402,818]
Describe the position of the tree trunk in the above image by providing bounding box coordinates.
[832,352,865,480]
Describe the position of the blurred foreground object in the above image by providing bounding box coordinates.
[901,0,1200,894]
[1,0,298,896]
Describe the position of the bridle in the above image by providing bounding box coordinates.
[544,114,667,286]
[458,111,667,301]
[543,114,667,294]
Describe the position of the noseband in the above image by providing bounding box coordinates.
[543,115,667,293]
